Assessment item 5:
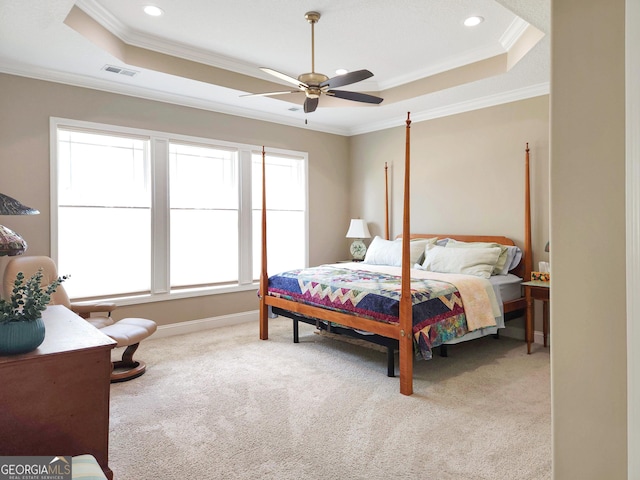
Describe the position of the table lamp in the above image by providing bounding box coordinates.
[345,218,371,261]
[0,193,39,256]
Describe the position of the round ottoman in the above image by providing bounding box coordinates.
[99,318,157,382]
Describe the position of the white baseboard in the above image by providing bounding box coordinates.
[502,325,548,346]
[152,310,259,339]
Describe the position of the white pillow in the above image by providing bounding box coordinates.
[445,239,509,276]
[363,236,437,266]
[421,245,502,279]
[363,236,399,265]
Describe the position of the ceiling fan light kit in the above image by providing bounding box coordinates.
[243,11,383,114]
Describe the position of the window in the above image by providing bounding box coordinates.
[169,143,238,287]
[52,119,308,301]
[57,129,151,297]
[251,153,306,278]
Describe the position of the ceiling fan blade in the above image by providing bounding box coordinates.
[304,97,319,113]
[240,90,301,98]
[260,67,308,89]
[327,90,384,105]
[320,69,374,89]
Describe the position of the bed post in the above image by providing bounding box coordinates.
[384,162,390,240]
[399,113,413,396]
[260,146,269,340]
[523,143,533,281]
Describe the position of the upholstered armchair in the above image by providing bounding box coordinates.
[3,256,157,382]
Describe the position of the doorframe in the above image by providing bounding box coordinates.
[626,0,639,477]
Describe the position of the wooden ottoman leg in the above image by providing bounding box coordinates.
[99,317,157,383]
[111,343,147,383]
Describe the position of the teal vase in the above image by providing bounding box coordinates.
[0,317,46,355]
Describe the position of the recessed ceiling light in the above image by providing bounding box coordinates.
[335,69,348,76]
[144,5,164,16]
[464,16,484,27]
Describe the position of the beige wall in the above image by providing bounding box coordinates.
[351,97,549,248]
[0,73,350,324]
[551,0,627,478]
[350,97,550,332]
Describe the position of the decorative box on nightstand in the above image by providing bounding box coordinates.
[531,271,550,282]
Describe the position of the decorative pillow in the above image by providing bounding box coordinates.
[363,236,437,266]
[445,239,509,276]
[501,245,523,275]
[421,245,502,279]
[410,237,438,265]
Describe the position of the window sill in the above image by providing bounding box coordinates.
[71,282,259,307]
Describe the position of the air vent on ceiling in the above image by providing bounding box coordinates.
[103,65,139,77]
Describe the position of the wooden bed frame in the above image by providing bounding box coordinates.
[259,114,533,395]
[274,233,527,380]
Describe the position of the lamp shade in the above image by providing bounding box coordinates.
[345,219,371,239]
[0,193,39,215]
[0,193,39,256]
[0,224,27,256]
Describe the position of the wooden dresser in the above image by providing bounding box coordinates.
[0,305,116,479]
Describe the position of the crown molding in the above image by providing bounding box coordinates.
[500,17,531,51]
[0,61,549,137]
[347,82,550,136]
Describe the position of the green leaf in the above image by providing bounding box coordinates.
[0,269,67,323]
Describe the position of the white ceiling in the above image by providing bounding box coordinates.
[0,0,549,136]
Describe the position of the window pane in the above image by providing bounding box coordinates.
[57,128,151,298]
[252,154,305,210]
[170,144,237,209]
[170,143,239,287]
[252,210,305,277]
[252,153,306,278]
[171,210,238,286]
[58,130,148,207]
[59,207,151,298]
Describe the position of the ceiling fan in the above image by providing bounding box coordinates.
[242,11,383,113]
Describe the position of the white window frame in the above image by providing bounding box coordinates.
[49,117,309,306]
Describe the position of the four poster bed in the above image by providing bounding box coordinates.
[259,114,533,396]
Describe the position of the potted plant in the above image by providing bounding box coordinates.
[0,269,66,355]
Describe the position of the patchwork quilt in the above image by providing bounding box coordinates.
[267,264,498,360]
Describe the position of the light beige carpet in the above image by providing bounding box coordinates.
[109,318,551,480]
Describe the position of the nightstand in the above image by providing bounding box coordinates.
[522,280,550,354]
